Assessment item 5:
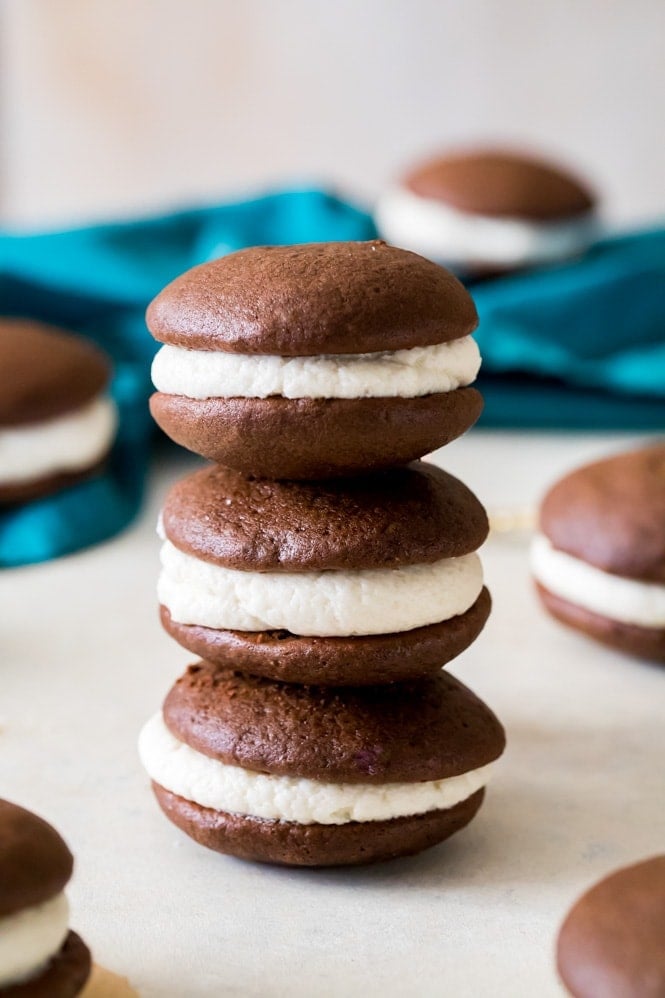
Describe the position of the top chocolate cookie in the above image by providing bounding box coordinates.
[0,798,73,918]
[404,149,595,221]
[540,443,665,583]
[147,240,477,355]
[0,319,110,427]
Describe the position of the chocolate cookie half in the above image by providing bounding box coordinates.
[158,461,490,684]
[0,319,117,504]
[148,241,482,478]
[139,664,505,866]
[0,799,91,996]
[375,148,598,275]
[557,855,665,998]
[532,444,665,663]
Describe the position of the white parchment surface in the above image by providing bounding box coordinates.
[1,433,663,997]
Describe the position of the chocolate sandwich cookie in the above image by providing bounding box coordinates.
[375,148,598,275]
[0,799,91,996]
[157,460,491,685]
[0,319,117,504]
[557,855,665,998]
[139,662,505,866]
[532,443,665,663]
[148,241,482,479]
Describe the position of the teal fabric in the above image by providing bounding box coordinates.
[471,226,665,429]
[0,189,376,567]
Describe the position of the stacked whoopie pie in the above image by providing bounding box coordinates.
[139,240,505,866]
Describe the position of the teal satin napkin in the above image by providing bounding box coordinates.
[471,226,665,429]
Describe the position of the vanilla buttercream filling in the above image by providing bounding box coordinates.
[0,893,69,989]
[532,534,665,628]
[139,712,494,825]
[158,539,483,637]
[0,395,117,485]
[375,186,598,268]
[150,336,480,400]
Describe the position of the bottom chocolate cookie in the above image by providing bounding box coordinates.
[159,587,491,685]
[0,458,108,506]
[153,784,485,867]
[149,388,483,479]
[3,931,91,998]
[537,583,665,664]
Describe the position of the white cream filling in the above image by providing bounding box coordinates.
[531,534,665,628]
[0,395,117,485]
[0,893,69,989]
[139,712,494,825]
[150,336,480,401]
[158,539,483,637]
[375,186,598,268]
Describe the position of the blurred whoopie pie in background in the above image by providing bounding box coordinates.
[0,319,117,505]
[557,856,665,998]
[0,798,91,996]
[532,443,665,664]
[375,147,599,276]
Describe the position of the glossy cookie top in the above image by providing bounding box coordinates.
[146,241,478,355]
[403,149,595,220]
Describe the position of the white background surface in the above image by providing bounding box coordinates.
[1,0,664,227]
[2,431,664,997]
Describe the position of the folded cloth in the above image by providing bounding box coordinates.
[0,189,377,567]
[471,226,665,429]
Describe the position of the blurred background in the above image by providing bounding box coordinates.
[2,0,664,228]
